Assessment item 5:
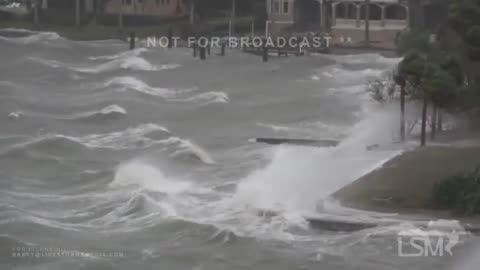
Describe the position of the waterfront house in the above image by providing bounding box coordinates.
[104,0,189,19]
[266,0,410,49]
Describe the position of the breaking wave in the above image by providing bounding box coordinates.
[110,161,195,194]
[105,76,226,105]
[75,56,172,73]
[6,105,126,122]
[28,56,180,74]
[159,137,216,165]
[88,48,149,60]
[0,29,61,44]
[169,91,230,105]
[3,123,170,153]
[235,104,404,214]
[70,104,127,121]
[257,121,347,138]
[321,53,402,66]
[104,76,178,97]
[321,67,384,80]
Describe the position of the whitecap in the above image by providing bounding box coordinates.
[88,48,148,60]
[110,161,194,194]
[105,76,176,97]
[70,104,127,120]
[160,136,216,164]
[28,55,179,74]
[169,91,229,105]
[7,111,23,119]
[0,30,61,44]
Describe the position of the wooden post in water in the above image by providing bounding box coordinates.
[193,39,197,57]
[199,45,206,60]
[168,25,173,49]
[129,31,136,50]
[207,35,211,55]
[221,39,226,56]
[262,39,268,62]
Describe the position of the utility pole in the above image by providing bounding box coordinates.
[93,0,101,25]
[190,0,195,25]
[33,0,39,28]
[75,0,81,27]
[364,0,370,46]
[118,0,124,32]
[230,0,236,36]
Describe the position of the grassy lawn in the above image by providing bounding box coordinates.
[334,146,480,214]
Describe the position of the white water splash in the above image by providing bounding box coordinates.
[105,76,177,97]
[111,161,194,194]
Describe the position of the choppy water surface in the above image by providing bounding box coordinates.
[0,29,477,270]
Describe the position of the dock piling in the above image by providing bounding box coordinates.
[262,39,268,62]
[199,45,206,60]
[167,26,173,49]
[207,35,211,55]
[193,40,197,57]
[221,40,226,56]
[129,31,136,50]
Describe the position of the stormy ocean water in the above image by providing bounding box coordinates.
[0,29,477,270]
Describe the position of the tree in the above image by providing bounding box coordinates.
[398,51,432,146]
[394,72,407,141]
[423,65,457,139]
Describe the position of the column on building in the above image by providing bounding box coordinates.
[381,4,386,26]
[355,3,360,27]
[331,2,337,27]
[403,4,409,26]
[86,0,95,13]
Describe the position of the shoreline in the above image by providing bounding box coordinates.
[0,19,398,56]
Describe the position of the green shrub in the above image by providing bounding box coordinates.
[433,166,480,215]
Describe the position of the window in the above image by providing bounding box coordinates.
[283,1,289,14]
